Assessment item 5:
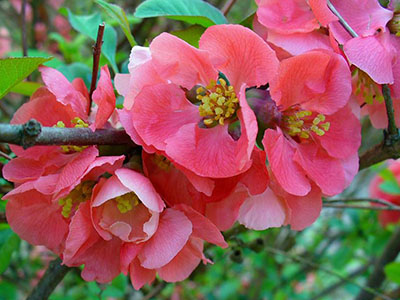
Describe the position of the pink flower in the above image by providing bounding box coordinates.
[257,50,361,197]
[370,161,400,227]
[0,27,11,58]
[117,24,279,179]
[3,153,124,254]
[63,168,164,283]
[122,204,227,290]
[254,0,333,57]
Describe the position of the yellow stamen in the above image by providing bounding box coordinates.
[58,181,96,218]
[283,110,330,139]
[114,192,140,214]
[55,117,89,153]
[197,79,239,127]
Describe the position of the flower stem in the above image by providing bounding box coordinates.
[89,23,105,114]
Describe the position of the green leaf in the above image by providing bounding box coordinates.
[379,169,400,195]
[385,262,400,284]
[57,62,92,88]
[171,25,205,47]
[67,10,118,72]
[6,50,62,68]
[0,228,20,274]
[95,0,137,47]
[135,0,227,27]
[0,57,52,100]
[9,81,42,96]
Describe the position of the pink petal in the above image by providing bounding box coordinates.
[150,32,218,89]
[205,188,248,231]
[174,204,228,248]
[130,258,156,290]
[285,185,322,230]
[293,143,346,196]
[199,24,279,89]
[115,168,165,212]
[270,50,352,114]
[138,208,192,269]
[39,66,88,118]
[90,66,116,130]
[128,46,152,72]
[120,243,143,275]
[157,239,202,282]
[329,0,393,44]
[165,122,248,178]
[114,74,130,97]
[317,106,361,159]
[256,0,319,34]
[5,188,68,254]
[239,147,269,195]
[267,30,332,56]
[262,129,311,196]
[131,83,200,151]
[92,175,131,207]
[344,33,396,84]
[308,0,338,26]
[3,157,44,183]
[238,187,288,230]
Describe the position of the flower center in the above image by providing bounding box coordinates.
[55,117,89,153]
[58,180,96,218]
[353,69,384,104]
[283,110,330,139]
[196,79,239,126]
[114,192,140,214]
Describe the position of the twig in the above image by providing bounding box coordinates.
[0,150,12,160]
[323,204,400,211]
[21,0,28,57]
[89,23,105,113]
[222,0,237,16]
[0,212,6,223]
[264,246,392,300]
[382,84,399,141]
[311,262,372,300]
[26,257,71,300]
[355,227,400,300]
[359,141,400,170]
[142,281,167,300]
[0,120,135,149]
[327,0,359,38]
[325,198,397,208]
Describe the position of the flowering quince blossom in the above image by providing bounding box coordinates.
[370,161,400,227]
[2,65,124,254]
[255,49,361,198]
[116,24,279,181]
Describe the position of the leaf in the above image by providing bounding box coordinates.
[95,0,137,47]
[385,262,400,284]
[171,25,205,47]
[135,0,227,28]
[379,169,400,195]
[0,57,52,100]
[9,81,42,96]
[0,228,20,274]
[6,50,62,68]
[67,10,118,72]
[57,62,92,88]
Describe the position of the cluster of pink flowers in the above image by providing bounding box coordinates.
[6,0,400,290]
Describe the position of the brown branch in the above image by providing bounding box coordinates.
[21,0,28,57]
[382,84,399,140]
[323,203,400,211]
[0,150,12,160]
[325,198,398,208]
[355,226,400,300]
[26,257,71,300]
[222,0,237,16]
[359,141,400,170]
[0,120,135,149]
[89,23,105,113]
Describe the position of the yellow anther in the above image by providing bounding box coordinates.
[196,87,205,94]
[58,181,96,218]
[321,122,330,131]
[197,79,239,127]
[55,117,89,153]
[299,131,310,139]
[317,114,325,122]
[56,121,66,128]
[114,192,140,214]
[312,118,321,125]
